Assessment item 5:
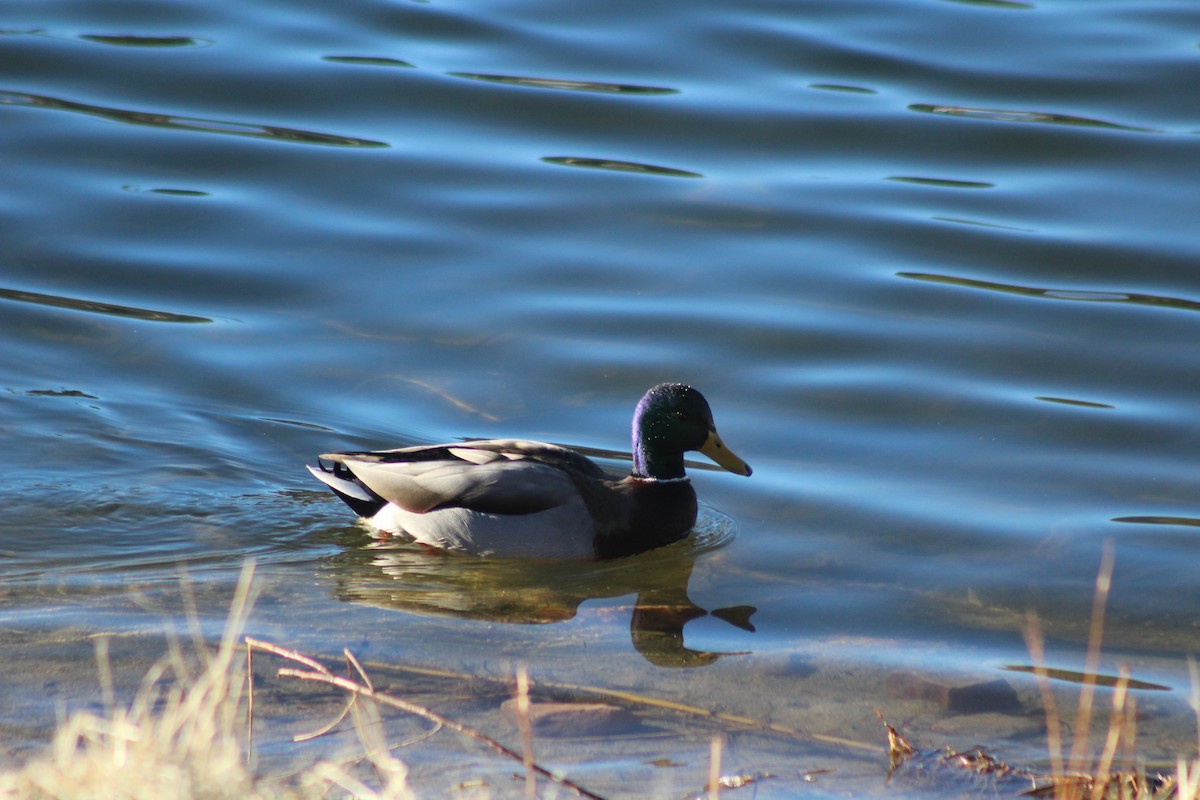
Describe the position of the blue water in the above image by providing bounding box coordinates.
[3,0,1200,794]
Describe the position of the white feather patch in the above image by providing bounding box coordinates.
[367,500,596,559]
[307,464,375,503]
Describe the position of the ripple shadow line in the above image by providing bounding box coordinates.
[0,88,386,148]
[0,286,212,323]
[898,271,1200,314]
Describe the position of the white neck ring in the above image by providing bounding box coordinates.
[631,475,690,484]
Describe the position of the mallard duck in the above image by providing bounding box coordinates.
[307,383,752,559]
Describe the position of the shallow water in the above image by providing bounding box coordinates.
[4,0,1200,795]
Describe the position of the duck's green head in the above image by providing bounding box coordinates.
[631,383,752,481]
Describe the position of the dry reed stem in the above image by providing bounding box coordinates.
[295,694,356,744]
[1177,660,1200,800]
[94,635,115,717]
[349,658,880,755]
[346,695,415,800]
[1192,659,1200,754]
[246,632,254,759]
[515,665,536,800]
[1093,666,1132,794]
[1024,545,1118,800]
[346,649,373,689]
[177,565,209,669]
[708,735,723,800]
[1023,543,1119,800]
[1024,613,1067,785]
[1068,542,1116,785]
[247,638,608,800]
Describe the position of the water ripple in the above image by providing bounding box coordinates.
[1034,396,1115,410]
[937,0,1033,8]
[122,185,210,197]
[898,272,1200,314]
[0,89,387,147]
[909,103,1156,133]
[1113,516,1200,528]
[450,72,678,95]
[808,83,877,95]
[932,217,1035,233]
[323,55,415,68]
[542,156,702,178]
[79,34,211,48]
[0,286,211,324]
[887,176,994,189]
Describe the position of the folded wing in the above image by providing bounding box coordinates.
[324,447,584,516]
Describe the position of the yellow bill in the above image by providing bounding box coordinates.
[699,430,752,476]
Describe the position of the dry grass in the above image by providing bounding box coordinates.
[0,563,768,800]
[0,563,414,800]
[8,547,1200,800]
[1023,542,1200,800]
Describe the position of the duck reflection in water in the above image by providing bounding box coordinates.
[324,516,756,668]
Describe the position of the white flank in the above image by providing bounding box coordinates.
[368,501,596,559]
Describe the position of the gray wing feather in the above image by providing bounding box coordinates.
[341,457,580,515]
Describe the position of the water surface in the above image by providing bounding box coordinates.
[4,0,1200,795]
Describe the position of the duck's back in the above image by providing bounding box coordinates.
[315,439,611,558]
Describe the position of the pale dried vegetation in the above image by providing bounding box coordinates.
[0,564,414,800]
[3,553,1200,800]
[1018,544,1200,800]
